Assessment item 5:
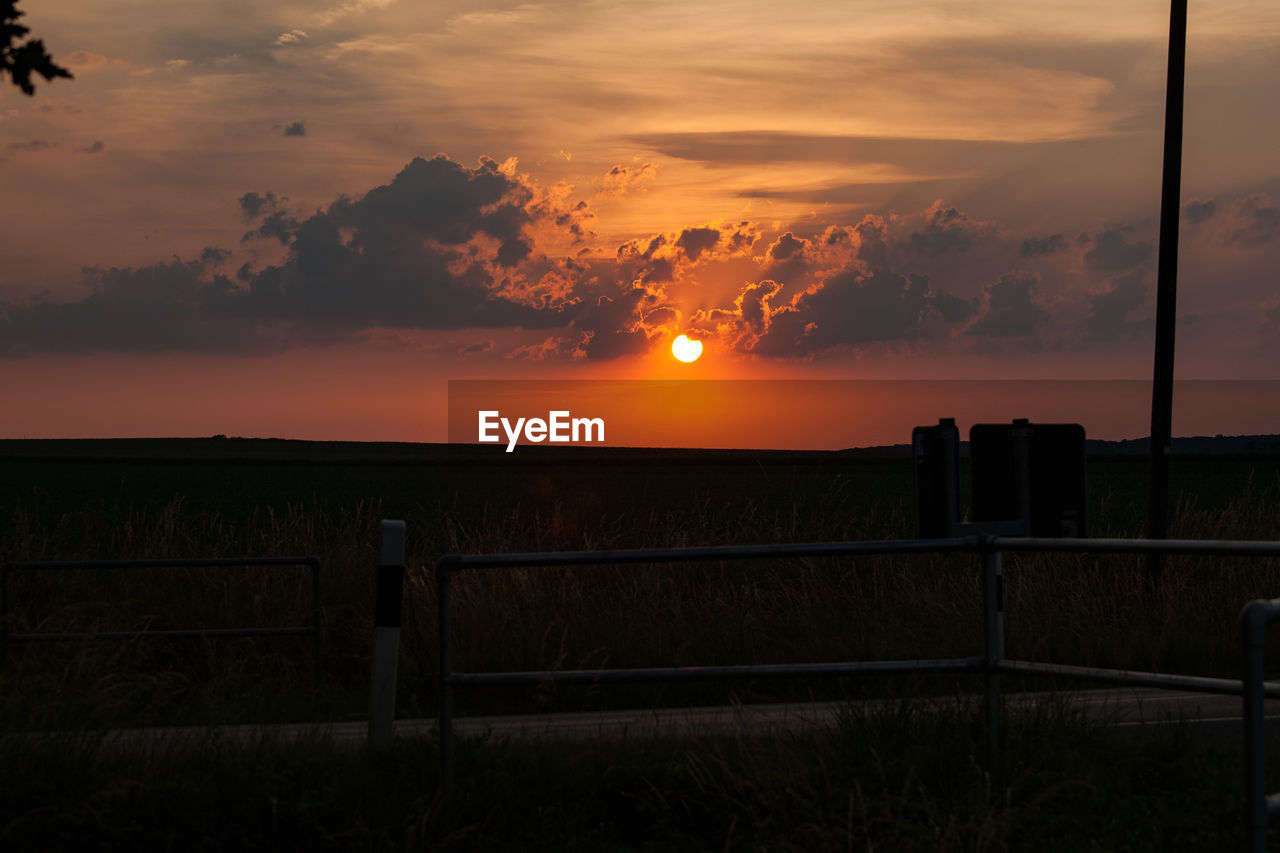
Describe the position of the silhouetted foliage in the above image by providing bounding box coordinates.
[2,1,71,96]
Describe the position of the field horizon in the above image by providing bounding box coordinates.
[4,430,1280,461]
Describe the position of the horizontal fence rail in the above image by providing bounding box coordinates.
[431,533,1280,850]
[1,557,323,694]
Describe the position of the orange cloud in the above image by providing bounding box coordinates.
[597,162,658,198]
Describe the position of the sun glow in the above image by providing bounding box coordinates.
[672,334,703,363]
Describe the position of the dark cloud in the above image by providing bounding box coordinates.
[615,221,757,290]
[0,155,583,355]
[238,155,556,326]
[1084,227,1153,272]
[1085,269,1152,340]
[282,121,306,137]
[1183,199,1217,225]
[853,217,889,268]
[573,290,658,360]
[238,192,299,243]
[78,140,105,154]
[966,273,1047,338]
[1020,234,1068,257]
[0,252,285,357]
[1259,303,1280,353]
[676,226,719,261]
[735,279,784,335]
[6,139,53,152]
[933,291,976,324]
[761,231,810,282]
[751,267,965,356]
[1218,194,1279,248]
[242,210,299,244]
[458,339,493,354]
[907,201,991,257]
[238,191,284,220]
[757,220,887,285]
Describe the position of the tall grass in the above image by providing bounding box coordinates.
[2,471,1280,726]
[0,701,1260,851]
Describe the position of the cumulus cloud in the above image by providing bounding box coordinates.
[0,251,284,357]
[740,267,970,357]
[1183,199,1217,225]
[760,231,810,283]
[274,29,309,46]
[675,226,719,261]
[282,121,307,137]
[1085,269,1152,340]
[1259,303,1280,354]
[0,155,586,355]
[758,218,888,286]
[615,220,759,290]
[1084,227,1153,272]
[1019,234,1068,257]
[238,191,285,221]
[1216,194,1279,248]
[907,201,993,258]
[238,191,299,244]
[597,162,658,197]
[966,273,1047,338]
[3,171,1210,364]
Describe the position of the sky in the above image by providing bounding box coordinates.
[1,0,1278,446]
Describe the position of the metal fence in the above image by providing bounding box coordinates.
[434,534,1280,849]
[1,556,324,693]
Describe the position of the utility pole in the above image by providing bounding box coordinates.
[1146,0,1188,575]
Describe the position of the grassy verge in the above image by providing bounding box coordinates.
[0,699,1263,851]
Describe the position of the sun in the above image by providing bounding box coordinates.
[671,334,703,363]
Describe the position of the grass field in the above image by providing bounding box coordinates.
[3,439,1280,849]
[2,439,1280,726]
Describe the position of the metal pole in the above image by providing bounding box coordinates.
[438,560,454,796]
[1242,600,1274,853]
[369,520,406,751]
[1146,0,1188,574]
[982,547,1004,772]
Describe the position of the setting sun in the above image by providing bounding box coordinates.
[672,334,703,363]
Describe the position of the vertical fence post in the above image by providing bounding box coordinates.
[369,520,406,751]
[310,557,323,699]
[1242,600,1273,853]
[982,545,1004,772]
[438,558,454,796]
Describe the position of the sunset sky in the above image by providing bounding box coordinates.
[2,1,1278,446]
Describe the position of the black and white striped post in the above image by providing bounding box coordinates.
[369,519,406,750]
